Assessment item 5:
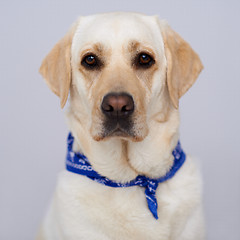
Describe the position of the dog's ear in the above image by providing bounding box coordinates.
[159,20,203,109]
[39,22,78,108]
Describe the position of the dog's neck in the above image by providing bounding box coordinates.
[66,108,179,183]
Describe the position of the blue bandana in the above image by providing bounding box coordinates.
[66,133,186,219]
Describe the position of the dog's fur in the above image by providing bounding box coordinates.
[37,12,204,240]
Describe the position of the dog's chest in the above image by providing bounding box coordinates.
[45,157,201,240]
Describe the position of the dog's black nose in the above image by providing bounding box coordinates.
[101,92,134,118]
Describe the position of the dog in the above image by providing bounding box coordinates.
[37,12,204,240]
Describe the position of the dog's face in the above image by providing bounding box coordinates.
[71,14,167,142]
[40,13,203,143]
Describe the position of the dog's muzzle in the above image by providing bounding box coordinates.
[101,92,134,137]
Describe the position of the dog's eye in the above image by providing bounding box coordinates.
[139,54,151,64]
[82,54,100,69]
[85,55,96,65]
[135,53,155,68]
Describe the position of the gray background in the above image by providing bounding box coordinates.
[0,0,239,239]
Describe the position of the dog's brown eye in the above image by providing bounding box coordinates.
[135,53,155,68]
[83,55,96,66]
[139,54,151,64]
[81,54,103,70]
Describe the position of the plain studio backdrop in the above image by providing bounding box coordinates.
[0,0,239,239]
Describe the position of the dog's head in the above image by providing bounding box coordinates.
[40,12,203,143]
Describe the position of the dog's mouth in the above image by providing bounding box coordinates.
[92,116,147,142]
[107,126,130,137]
[102,119,134,139]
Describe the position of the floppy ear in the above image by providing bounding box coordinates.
[39,22,78,108]
[159,21,203,109]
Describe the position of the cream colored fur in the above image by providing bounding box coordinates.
[37,12,205,240]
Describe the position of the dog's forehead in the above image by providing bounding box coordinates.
[72,13,164,54]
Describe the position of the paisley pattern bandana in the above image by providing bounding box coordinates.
[66,133,186,219]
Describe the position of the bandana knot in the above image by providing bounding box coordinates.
[66,133,186,220]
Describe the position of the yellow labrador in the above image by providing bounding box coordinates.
[38,12,204,240]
